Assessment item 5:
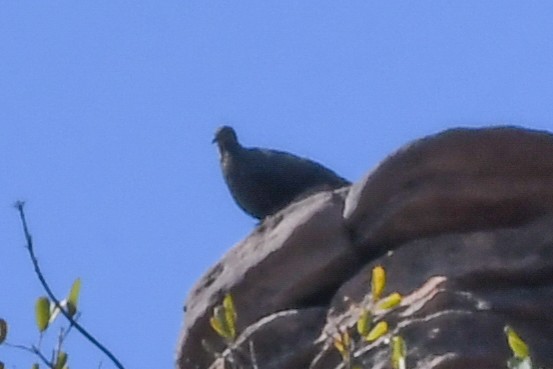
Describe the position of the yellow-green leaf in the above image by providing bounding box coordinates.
[356,308,372,337]
[223,294,236,320]
[371,266,386,301]
[0,360,4,369]
[209,307,227,338]
[377,292,402,310]
[66,301,77,318]
[391,336,407,369]
[31,363,39,369]
[54,351,67,369]
[366,321,388,342]
[333,330,351,362]
[505,325,529,359]
[67,278,81,314]
[222,294,236,339]
[209,295,239,342]
[0,318,7,344]
[35,297,51,332]
[212,305,234,340]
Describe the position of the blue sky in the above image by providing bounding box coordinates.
[2,1,553,368]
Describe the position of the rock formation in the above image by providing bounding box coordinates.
[178,126,553,369]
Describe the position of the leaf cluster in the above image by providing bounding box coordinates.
[1,278,81,369]
[333,265,405,369]
[209,294,238,343]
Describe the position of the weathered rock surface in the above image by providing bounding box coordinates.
[177,126,553,369]
[316,215,553,369]
[209,308,327,369]
[177,190,358,369]
[345,126,553,256]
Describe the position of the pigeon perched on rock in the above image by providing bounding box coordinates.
[213,126,350,219]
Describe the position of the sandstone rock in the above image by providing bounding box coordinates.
[313,280,516,369]
[177,190,357,369]
[317,215,553,369]
[344,126,553,256]
[178,126,553,369]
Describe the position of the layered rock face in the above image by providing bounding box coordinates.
[177,126,553,369]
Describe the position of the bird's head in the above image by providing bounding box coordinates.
[213,126,240,153]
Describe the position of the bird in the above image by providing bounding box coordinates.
[213,126,350,219]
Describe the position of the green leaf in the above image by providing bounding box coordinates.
[66,301,77,318]
[54,351,68,369]
[333,330,351,362]
[35,297,51,332]
[210,306,233,339]
[504,326,529,359]
[0,360,4,369]
[356,308,372,337]
[209,307,224,337]
[371,266,386,301]
[67,278,81,316]
[222,294,236,340]
[365,321,388,342]
[0,318,7,344]
[31,363,39,369]
[377,292,402,310]
[391,336,407,369]
[209,294,238,342]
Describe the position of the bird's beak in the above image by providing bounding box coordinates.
[211,137,217,144]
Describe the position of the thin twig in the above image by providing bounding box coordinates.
[6,343,52,368]
[55,326,65,363]
[60,312,80,342]
[14,201,125,369]
[248,340,259,369]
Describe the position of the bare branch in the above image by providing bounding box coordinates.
[14,201,125,369]
[5,343,53,368]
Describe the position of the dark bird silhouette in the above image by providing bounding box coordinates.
[213,126,350,219]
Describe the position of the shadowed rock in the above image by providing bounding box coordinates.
[313,214,553,369]
[177,190,357,369]
[213,126,350,219]
[208,308,327,369]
